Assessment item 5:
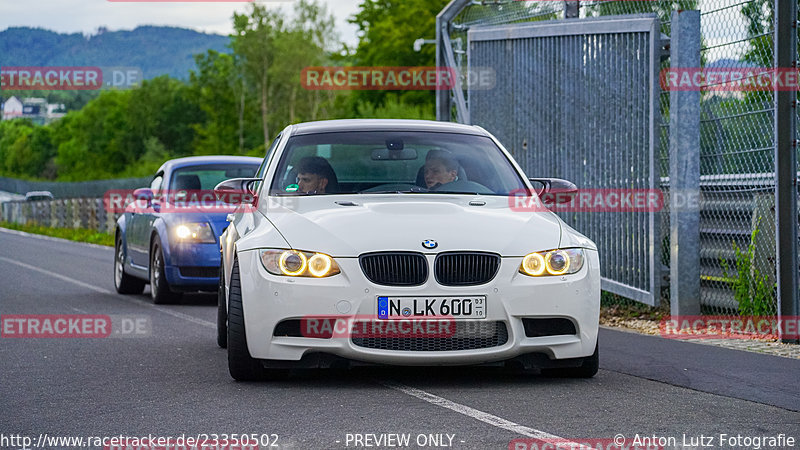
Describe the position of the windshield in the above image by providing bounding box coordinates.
[169,164,259,192]
[269,131,527,196]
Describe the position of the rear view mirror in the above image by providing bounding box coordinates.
[214,178,261,204]
[528,178,578,204]
[371,147,418,161]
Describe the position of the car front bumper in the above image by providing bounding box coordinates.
[164,242,220,288]
[237,249,600,366]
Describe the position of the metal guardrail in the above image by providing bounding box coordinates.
[662,173,800,312]
[0,176,149,199]
[1,198,120,234]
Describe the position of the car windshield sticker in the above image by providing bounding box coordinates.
[285,184,299,192]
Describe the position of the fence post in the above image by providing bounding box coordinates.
[564,1,579,19]
[95,198,105,233]
[436,0,472,122]
[669,10,702,317]
[774,0,799,343]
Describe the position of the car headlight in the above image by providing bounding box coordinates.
[520,248,584,276]
[260,249,340,278]
[174,222,215,243]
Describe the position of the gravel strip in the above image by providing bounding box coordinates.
[600,316,800,359]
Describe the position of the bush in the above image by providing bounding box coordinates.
[720,218,775,316]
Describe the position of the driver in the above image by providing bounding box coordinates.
[296,156,338,194]
[423,149,459,189]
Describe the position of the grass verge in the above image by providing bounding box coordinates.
[0,221,114,247]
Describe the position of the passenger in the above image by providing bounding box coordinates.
[423,149,459,189]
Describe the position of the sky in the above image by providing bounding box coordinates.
[0,1,750,64]
[0,0,361,46]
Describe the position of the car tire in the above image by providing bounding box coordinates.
[150,239,182,304]
[542,341,599,378]
[114,234,145,295]
[227,258,287,381]
[217,259,227,349]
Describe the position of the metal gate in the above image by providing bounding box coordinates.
[455,15,663,305]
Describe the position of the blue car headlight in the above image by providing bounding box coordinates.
[173,222,215,243]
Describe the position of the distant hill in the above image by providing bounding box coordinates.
[0,26,230,80]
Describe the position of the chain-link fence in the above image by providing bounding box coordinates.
[438,0,799,325]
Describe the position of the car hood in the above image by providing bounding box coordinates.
[262,195,563,257]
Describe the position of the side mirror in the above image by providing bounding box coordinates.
[528,178,578,204]
[214,178,261,205]
[133,188,154,205]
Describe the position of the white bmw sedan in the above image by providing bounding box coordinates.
[216,119,600,380]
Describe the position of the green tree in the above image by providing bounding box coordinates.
[52,90,132,180]
[124,75,202,159]
[231,4,283,148]
[230,0,341,148]
[349,0,450,113]
[190,50,242,155]
[271,0,341,124]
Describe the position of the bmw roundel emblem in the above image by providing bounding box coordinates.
[422,239,438,249]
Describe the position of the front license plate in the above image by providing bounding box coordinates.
[377,296,486,320]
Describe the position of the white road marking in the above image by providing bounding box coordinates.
[0,255,215,329]
[0,255,112,294]
[381,381,593,449]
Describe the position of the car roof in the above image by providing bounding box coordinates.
[158,155,263,174]
[289,119,486,136]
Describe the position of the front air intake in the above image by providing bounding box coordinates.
[359,252,428,286]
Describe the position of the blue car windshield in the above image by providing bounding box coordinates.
[169,164,259,192]
[269,131,527,196]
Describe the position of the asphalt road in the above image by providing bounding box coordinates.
[1,228,799,450]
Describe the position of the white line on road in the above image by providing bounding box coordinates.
[0,255,215,329]
[0,255,112,294]
[381,381,593,449]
